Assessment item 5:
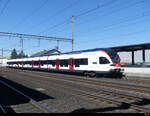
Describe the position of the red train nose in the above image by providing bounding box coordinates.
[113,62,121,67]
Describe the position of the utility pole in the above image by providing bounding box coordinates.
[1,48,3,58]
[20,38,23,58]
[56,40,59,50]
[38,39,40,47]
[72,16,74,52]
[1,48,3,66]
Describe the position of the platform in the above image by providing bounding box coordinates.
[122,67,150,78]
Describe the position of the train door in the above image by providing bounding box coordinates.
[22,61,24,68]
[56,59,60,69]
[32,60,34,68]
[38,60,41,68]
[69,58,74,70]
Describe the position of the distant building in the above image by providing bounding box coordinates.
[0,59,8,66]
[30,49,61,57]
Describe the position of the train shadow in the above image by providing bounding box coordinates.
[6,67,124,79]
[0,76,54,113]
[48,70,124,79]
[71,102,131,113]
[71,99,150,113]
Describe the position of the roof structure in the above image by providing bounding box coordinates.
[30,49,61,57]
[109,42,150,52]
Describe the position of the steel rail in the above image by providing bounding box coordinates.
[17,70,150,94]
[40,79,150,113]
[0,80,52,113]
[4,68,150,96]
[7,68,150,84]
[24,76,150,113]
[5,71,150,113]
[0,104,6,113]
[2,68,150,113]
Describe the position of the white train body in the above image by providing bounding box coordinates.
[7,48,123,77]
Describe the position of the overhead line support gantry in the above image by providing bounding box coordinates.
[0,32,74,54]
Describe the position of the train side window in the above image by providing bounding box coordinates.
[74,59,80,67]
[52,60,56,67]
[44,61,48,65]
[74,58,88,67]
[47,60,51,65]
[24,61,27,65]
[41,61,43,66]
[99,57,110,64]
[28,61,32,65]
[41,60,47,66]
[58,60,68,67]
[47,60,55,67]
[34,61,39,66]
[64,60,68,67]
[81,59,88,65]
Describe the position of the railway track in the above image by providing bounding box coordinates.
[0,80,52,113]
[3,67,150,84]
[2,69,150,113]
[14,69,150,95]
[0,104,6,113]
[22,75,150,113]
[47,80,150,113]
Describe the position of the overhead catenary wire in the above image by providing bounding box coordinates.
[74,0,145,36]
[0,0,10,17]
[0,0,3,7]
[77,27,150,46]
[120,28,150,37]
[39,0,146,42]
[22,0,81,33]
[49,0,129,36]
[46,0,143,37]
[75,0,145,27]
[75,0,119,19]
[38,0,119,36]
[38,17,71,35]
[8,0,48,32]
[78,18,150,42]
[75,10,150,37]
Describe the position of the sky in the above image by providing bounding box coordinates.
[0,0,150,56]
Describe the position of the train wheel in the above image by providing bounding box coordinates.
[84,71,89,77]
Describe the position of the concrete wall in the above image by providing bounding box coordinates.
[122,67,150,78]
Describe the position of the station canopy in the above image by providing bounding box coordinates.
[109,42,150,52]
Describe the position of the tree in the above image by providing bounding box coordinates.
[18,50,25,58]
[11,49,18,59]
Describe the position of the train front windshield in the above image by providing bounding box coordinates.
[105,49,120,63]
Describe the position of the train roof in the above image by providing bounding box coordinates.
[8,48,112,60]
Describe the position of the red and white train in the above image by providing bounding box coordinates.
[7,48,123,77]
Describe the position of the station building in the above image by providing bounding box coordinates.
[110,42,150,65]
[118,50,150,63]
